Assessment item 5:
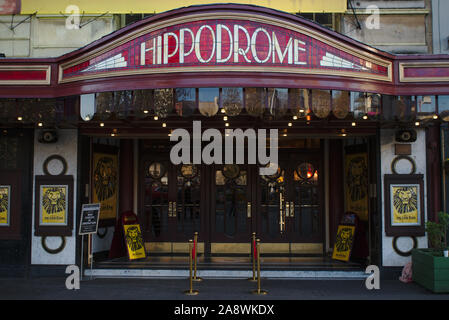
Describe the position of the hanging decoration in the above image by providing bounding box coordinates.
[268,88,288,119]
[245,88,266,117]
[311,90,331,119]
[290,89,310,118]
[332,90,350,119]
[154,89,173,118]
[95,92,114,121]
[222,88,243,116]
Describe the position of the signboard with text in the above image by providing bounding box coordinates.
[79,203,100,235]
[60,16,391,83]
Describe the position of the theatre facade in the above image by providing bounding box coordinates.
[1,4,449,276]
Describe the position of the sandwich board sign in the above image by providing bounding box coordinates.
[79,203,101,235]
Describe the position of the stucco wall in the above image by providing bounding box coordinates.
[31,129,78,265]
[380,128,428,267]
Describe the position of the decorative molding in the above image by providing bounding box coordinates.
[58,12,392,84]
[0,65,51,85]
[399,62,449,83]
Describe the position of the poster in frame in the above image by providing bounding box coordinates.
[0,185,10,226]
[0,170,21,240]
[384,174,425,237]
[92,144,119,228]
[34,175,74,237]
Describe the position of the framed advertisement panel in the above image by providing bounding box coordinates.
[92,144,119,227]
[34,175,74,236]
[0,170,21,240]
[384,174,425,236]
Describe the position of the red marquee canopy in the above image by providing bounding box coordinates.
[0,4,449,98]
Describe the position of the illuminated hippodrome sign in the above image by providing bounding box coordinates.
[60,19,391,83]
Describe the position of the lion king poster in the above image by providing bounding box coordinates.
[391,185,420,225]
[40,185,68,225]
[332,225,356,262]
[123,224,146,260]
[0,186,10,226]
[92,152,118,223]
[345,151,369,221]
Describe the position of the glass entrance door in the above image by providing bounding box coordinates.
[140,147,323,255]
[209,164,254,245]
[141,155,204,243]
[255,150,324,252]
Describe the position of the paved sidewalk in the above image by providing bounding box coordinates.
[0,277,448,300]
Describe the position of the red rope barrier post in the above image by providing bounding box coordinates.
[193,232,203,282]
[252,239,268,295]
[184,239,199,295]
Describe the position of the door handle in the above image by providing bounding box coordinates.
[290,201,295,218]
[279,193,285,233]
[247,202,252,218]
[172,201,177,218]
[285,201,290,218]
[168,201,172,217]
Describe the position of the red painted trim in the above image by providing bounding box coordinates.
[0,70,47,81]
[0,4,448,97]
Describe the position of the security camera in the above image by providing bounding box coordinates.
[38,130,58,143]
[395,129,416,143]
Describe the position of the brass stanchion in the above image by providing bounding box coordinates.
[252,239,268,295]
[192,232,203,282]
[248,232,257,282]
[184,239,199,296]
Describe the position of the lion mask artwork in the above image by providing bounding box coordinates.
[346,156,368,202]
[125,226,145,252]
[42,187,66,214]
[94,157,118,202]
[393,187,418,214]
[335,227,354,252]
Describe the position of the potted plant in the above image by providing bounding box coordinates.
[412,211,449,293]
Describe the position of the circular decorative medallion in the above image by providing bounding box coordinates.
[180,164,198,179]
[392,236,418,257]
[41,236,66,254]
[296,162,315,180]
[148,162,166,179]
[391,156,416,175]
[223,164,240,179]
[43,155,68,176]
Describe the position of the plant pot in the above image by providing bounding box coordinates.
[412,249,449,293]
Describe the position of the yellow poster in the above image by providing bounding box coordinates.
[0,186,10,226]
[332,225,355,262]
[391,185,419,225]
[123,224,146,260]
[345,152,369,221]
[40,186,67,225]
[93,153,118,221]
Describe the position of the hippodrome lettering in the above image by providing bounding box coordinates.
[140,23,307,66]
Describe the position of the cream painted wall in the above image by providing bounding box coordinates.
[0,15,115,58]
[380,129,428,267]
